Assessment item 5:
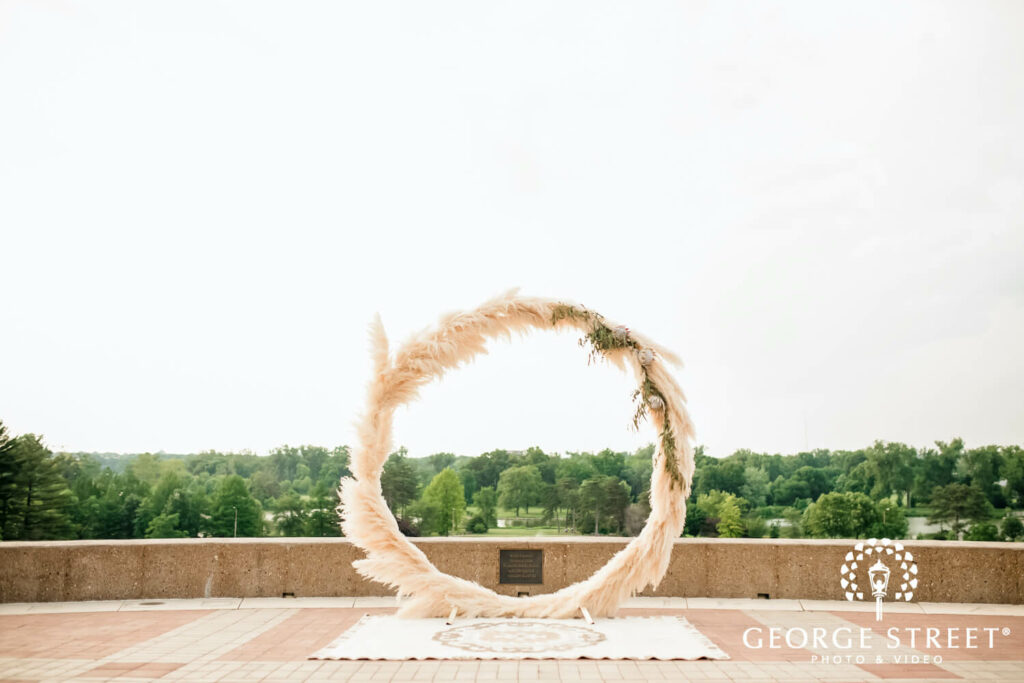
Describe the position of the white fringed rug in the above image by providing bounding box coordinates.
[310,616,728,660]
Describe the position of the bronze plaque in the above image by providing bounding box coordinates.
[499,549,543,584]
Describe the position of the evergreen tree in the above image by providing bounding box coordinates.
[307,480,341,536]
[0,421,19,539]
[4,435,74,540]
[380,450,419,515]
[208,475,262,537]
[94,471,148,539]
[54,452,102,538]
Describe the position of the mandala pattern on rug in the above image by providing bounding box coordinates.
[434,620,606,653]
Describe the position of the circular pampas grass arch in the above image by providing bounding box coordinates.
[339,290,695,618]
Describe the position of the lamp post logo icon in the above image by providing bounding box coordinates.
[868,559,891,621]
[840,538,918,621]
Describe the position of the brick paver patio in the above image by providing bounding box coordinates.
[0,598,1021,682]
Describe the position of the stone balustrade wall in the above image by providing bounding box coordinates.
[1,537,1021,604]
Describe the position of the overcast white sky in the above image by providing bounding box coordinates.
[1,1,1022,459]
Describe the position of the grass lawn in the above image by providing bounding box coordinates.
[481,527,567,537]
[461,504,569,536]
[467,505,548,519]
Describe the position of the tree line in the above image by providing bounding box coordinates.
[1,419,1021,542]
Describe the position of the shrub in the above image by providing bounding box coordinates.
[465,515,488,534]
[965,522,999,542]
[396,516,420,537]
[743,515,768,538]
[1000,514,1023,541]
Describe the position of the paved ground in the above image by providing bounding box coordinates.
[0,598,1021,682]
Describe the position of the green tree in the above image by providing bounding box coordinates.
[555,478,580,531]
[427,452,456,475]
[0,421,20,538]
[94,472,147,539]
[598,476,631,534]
[739,467,770,508]
[742,514,768,538]
[928,483,991,539]
[592,449,626,479]
[770,475,811,506]
[957,445,1005,506]
[578,476,608,535]
[622,445,654,500]
[683,501,706,536]
[802,492,878,539]
[912,440,959,504]
[407,497,441,536]
[695,460,745,497]
[422,468,466,536]
[555,453,597,485]
[307,480,341,536]
[497,465,542,516]
[55,452,102,537]
[472,486,498,527]
[273,492,309,536]
[695,490,745,538]
[208,475,262,537]
[380,450,419,515]
[782,506,804,538]
[4,435,75,540]
[317,446,352,487]
[134,470,186,537]
[871,497,908,539]
[248,470,280,503]
[792,466,834,501]
[465,450,512,490]
[163,487,205,537]
[268,446,302,482]
[863,441,915,505]
[146,512,188,538]
[716,502,744,538]
[458,468,479,501]
[128,453,163,485]
[540,483,561,526]
[1001,446,1024,508]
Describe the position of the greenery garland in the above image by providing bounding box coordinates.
[551,303,683,486]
